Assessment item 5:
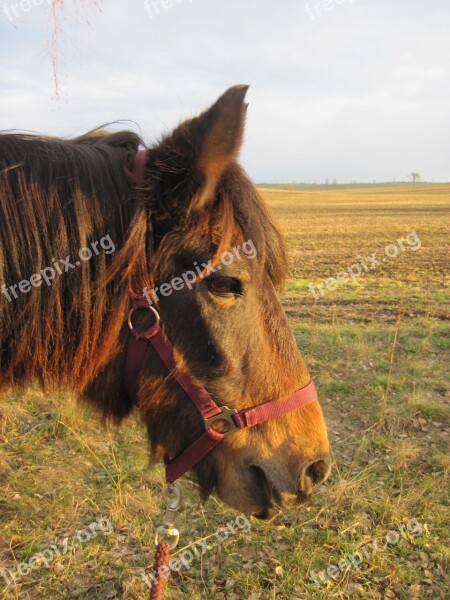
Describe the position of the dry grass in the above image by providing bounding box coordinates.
[1,184,449,599]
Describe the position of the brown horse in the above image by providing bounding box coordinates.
[0,86,330,518]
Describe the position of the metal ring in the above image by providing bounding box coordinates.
[155,526,180,550]
[127,306,161,338]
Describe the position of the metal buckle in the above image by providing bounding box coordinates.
[128,306,160,339]
[204,406,238,437]
[154,483,181,550]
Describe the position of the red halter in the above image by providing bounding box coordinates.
[126,150,318,484]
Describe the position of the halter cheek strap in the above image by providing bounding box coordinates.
[128,150,318,484]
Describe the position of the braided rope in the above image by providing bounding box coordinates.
[149,541,172,600]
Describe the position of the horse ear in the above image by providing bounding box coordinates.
[147,85,249,217]
[191,84,249,210]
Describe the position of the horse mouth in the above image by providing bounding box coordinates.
[249,465,279,519]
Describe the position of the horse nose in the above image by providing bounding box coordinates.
[299,455,331,497]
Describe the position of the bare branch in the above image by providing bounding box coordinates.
[46,0,103,98]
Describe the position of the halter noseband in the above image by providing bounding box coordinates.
[126,150,318,484]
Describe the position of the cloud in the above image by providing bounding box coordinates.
[1,0,449,181]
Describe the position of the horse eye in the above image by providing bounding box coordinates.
[208,277,241,297]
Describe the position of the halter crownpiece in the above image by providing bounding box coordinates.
[127,149,318,484]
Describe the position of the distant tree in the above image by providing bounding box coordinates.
[408,172,421,184]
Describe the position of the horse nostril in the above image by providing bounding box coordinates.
[305,456,331,486]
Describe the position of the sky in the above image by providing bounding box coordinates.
[1,0,449,183]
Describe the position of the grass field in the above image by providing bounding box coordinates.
[1,185,449,599]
